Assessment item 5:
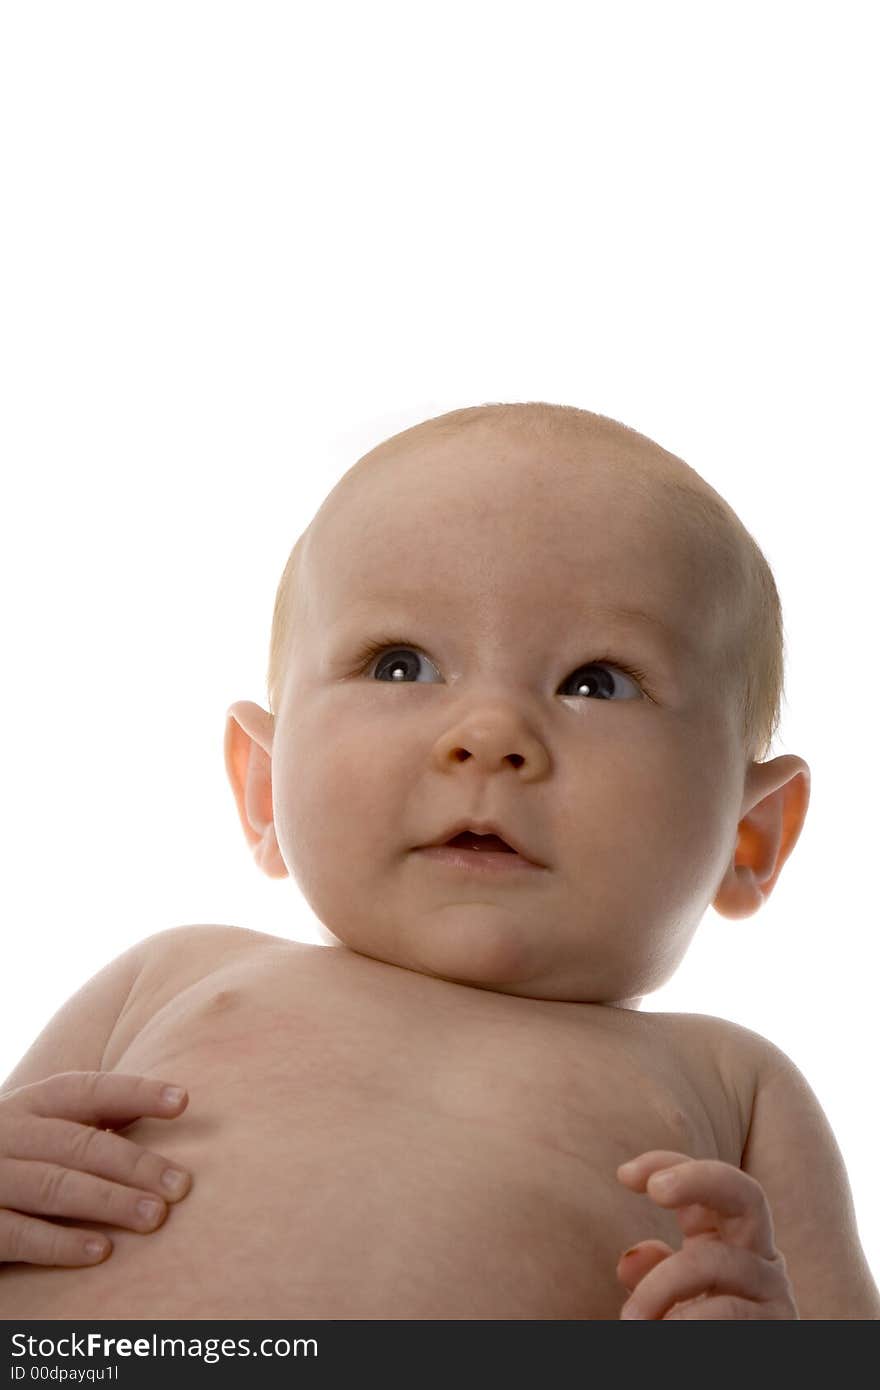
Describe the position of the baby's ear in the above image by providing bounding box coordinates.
[712,754,810,919]
[224,701,288,879]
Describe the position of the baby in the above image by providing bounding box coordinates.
[1,402,878,1320]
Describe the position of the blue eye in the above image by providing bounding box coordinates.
[557,663,644,701]
[371,647,439,683]
[357,639,649,700]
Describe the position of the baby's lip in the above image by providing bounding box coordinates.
[419,818,545,868]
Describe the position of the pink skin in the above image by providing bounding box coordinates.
[223,416,815,1318]
[615,1151,799,1319]
[226,421,810,1007]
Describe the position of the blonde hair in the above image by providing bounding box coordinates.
[267,402,785,764]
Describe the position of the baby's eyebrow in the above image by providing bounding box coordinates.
[332,596,692,663]
[586,603,689,654]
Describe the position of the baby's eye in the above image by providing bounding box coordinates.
[370,647,441,683]
[366,646,645,700]
[557,662,644,701]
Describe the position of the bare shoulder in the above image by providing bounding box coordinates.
[639,1009,770,1158]
[142,922,281,971]
[103,923,284,1069]
[136,921,285,1002]
[646,1008,768,1091]
[648,1008,769,1060]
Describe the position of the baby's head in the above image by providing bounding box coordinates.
[225,403,809,1007]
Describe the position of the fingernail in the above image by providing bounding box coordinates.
[621,1303,645,1319]
[162,1086,185,1106]
[622,1246,640,1259]
[161,1167,187,1195]
[137,1198,162,1223]
[650,1169,675,1192]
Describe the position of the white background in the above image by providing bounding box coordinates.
[2,2,877,1292]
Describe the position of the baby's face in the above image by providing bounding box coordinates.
[265,422,749,1003]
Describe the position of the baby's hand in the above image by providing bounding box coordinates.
[615,1150,799,1319]
[0,1071,192,1268]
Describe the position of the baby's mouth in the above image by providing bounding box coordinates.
[445,831,517,853]
[415,829,545,873]
[416,818,546,868]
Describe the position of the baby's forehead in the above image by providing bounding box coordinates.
[272,410,755,724]
[304,435,724,643]
[331,419,681,534]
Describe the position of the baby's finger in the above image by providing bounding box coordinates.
[620,1242,787,1320]
[0,1207,113,1268]
[618,1152,776,1259]
[661,1294,786,1320]
[616,1239,675,1294]
[4,1115,191,1202]
[2,1156,170,1234]
[20,1073,188,1129]
[642,1160,776,1260]
[616,1150,694,1192]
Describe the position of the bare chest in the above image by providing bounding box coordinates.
[1,943,747,1320]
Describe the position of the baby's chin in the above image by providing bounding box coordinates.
[317,908,613,1002]
[406,907,545,988]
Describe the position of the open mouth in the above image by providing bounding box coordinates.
[417,831,542,874]
[445,831,517,853]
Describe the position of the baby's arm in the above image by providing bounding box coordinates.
[2,934,151,1093]
[616,1036,880,1319]
[1,932,191,1267]
[736,1037,880,1319]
